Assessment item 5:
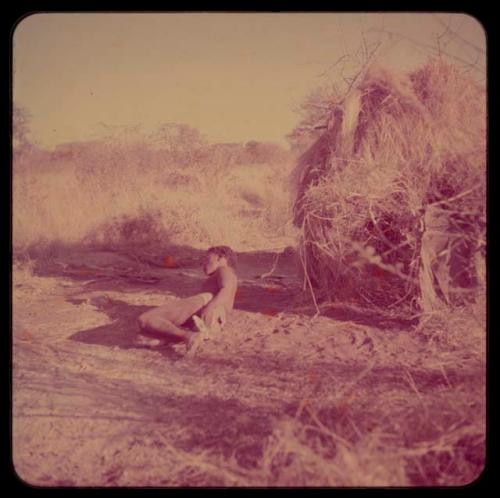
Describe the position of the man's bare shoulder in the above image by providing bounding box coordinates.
[218,265,237,276]
[215,266,238,285]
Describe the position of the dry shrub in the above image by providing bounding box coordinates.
[252,345,485,487]
[83,208,169,247]
[255,417,407,486]
[292,59,486,311]
[13,132,297,255]
[410,296,486,357]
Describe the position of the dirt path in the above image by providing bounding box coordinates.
[12,248,486,486]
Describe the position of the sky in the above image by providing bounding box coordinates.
[13,12,486,149]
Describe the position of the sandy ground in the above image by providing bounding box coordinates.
[12,247,486,487]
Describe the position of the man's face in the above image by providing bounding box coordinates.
[203,252,221,275]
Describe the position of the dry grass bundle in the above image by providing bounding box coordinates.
[292,59,486,312]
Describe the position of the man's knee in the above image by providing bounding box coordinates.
[137,311,154,331]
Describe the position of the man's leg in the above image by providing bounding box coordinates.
[138,313,193,342]
[137,292,214,343]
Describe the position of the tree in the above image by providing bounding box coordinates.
[244,140,288,164]
[287,85,339,154]
[151,122,207,164]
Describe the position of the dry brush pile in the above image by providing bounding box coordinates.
[291,59,486,314]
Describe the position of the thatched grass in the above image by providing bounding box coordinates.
[291,59,486,313]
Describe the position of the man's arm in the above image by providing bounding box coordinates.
[201,267,237,324]
[211,267,237,308]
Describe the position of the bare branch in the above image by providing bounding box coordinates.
[369,28,485,73]
[318,54,349,78]
[432,13,485,54]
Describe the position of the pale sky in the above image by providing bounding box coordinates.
[13,12,486,149]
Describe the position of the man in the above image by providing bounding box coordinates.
[136,245,238,352]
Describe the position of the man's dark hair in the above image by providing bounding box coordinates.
[207,245,238,269]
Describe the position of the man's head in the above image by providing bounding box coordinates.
[203,245,237,275]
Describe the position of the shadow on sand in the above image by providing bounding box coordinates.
[66,297,185,360]
[30,241,416,334]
